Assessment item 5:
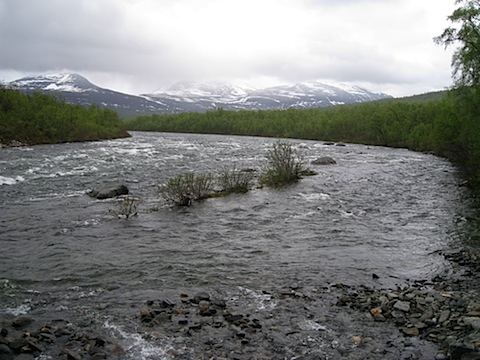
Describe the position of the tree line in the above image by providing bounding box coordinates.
[125,90,480,189]
[0,86,129,146]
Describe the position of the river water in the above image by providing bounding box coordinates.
[0,132,472,359]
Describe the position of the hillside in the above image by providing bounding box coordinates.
[8,74,392,117]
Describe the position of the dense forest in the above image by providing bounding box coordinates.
[0,86,129,146]
[125,89,480,190]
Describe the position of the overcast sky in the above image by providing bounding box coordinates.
[0,0,457,97]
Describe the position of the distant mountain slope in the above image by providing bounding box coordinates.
[9,74,169,118]
[143,80,392,112]
[8,73,392,117]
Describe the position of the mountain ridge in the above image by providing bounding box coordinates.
[8,73,392,117]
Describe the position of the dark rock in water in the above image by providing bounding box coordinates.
[11,315,35,329]
[87,184,129,199]
[0,344,12,354]
[192,292,210,304]
[11,354,35,360]
[311,157,337,165]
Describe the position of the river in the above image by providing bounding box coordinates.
[0,131,472,359]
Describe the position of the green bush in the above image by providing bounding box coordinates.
[260,140,309,187]
[218,166,255,193]
[159,172,214,206]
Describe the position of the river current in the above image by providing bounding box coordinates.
[0,131,472,359]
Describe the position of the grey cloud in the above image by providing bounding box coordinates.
[0,1,169,75]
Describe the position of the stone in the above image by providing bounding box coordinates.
[462,317,480,331]
[12,354,34,360]
[91,353,108,360]
[373,313,386,322]
[0,344,11,354]
[139,307,153,319]
[12,316,35,329]
[198,300,210,314]
[311,157,336,165]
[61,348,82,360]
[87,184,129,199]
[192,292,210,304]
[438,310,450,324]
[212,299,227,308]
[393,300,411,312]
[370,307,382,316]
[352,336,362,346]
[401,327,419,337]
[391,310,405,318]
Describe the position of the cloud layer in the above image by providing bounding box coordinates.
[0,0,456,96]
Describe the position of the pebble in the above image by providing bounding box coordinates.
[340,249,480,358]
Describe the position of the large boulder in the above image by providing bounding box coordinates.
[87,184,129,199]
[311,156,337,165]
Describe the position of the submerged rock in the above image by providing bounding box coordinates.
[87,184,129,199]
[311,156,337,165]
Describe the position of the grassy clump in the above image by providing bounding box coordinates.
[110,196,140,219]
[159,172,214,206]
[218,166,255,194]
[260,140,311,187]
[160,142,317,206]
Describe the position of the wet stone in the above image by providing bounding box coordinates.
[438,310,451,324]
[12,316,35,329]
[12,354,35,360]
[192,292,210,304]
[462,317,480,331]
[0,344,11,354]
[401,327,420,337]
[393,301,411,312]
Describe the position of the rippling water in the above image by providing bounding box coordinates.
[0,131,471,358]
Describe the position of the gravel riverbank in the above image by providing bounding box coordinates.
[1,249,478,360]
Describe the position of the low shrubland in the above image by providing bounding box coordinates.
[260,140,313,187]
[158,172,215,206]
[159,141,315,206]
[109,196,140,219]
[218,165,255,194]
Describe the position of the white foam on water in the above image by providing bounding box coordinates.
[4,302,32,316]
[237,286,277,311]
[298,319,328,331]
[35,354,54,360]
[297,192,330,201]
[103,320,189,360]
[27,190,86,202]
[0,175,25,185]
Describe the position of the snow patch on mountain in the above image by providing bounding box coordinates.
[7,73,392,116]
[10,73,95,93]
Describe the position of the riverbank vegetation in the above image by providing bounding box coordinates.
[260,140,312,187]
[126,89,480,190]
[0,86,129,146]
[159,141,315,206]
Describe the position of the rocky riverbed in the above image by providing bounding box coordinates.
[1,249,478,360]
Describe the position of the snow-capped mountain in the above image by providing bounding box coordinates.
[7,74,391,117]
[144,80,391,112]
[8,73,169,118]
[11,73,94,93]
